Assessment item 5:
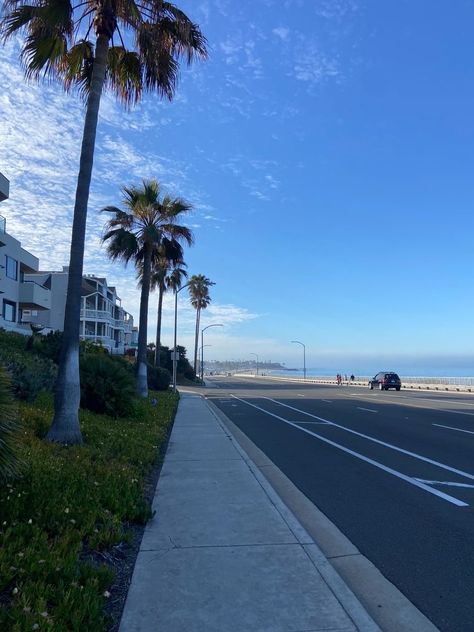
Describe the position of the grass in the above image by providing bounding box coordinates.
[0,390,178,631]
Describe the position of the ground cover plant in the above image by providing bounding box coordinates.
[0,390,178,631]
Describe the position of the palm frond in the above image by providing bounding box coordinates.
[106,46,142,105]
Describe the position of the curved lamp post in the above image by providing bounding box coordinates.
[198,344,211,379]
[201,324,223,381]
[250,352,259,376]
[291,340,306,380]
[172,281,191,392]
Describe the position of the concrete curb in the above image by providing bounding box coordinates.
[205,396,440,632]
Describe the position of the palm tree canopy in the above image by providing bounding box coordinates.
[1,0,208,104]
[102,179,193,264]
[188,273,214,310]
[149,256,187,292]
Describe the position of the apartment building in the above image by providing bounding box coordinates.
[28,268,138,355]
[0,176,51,334]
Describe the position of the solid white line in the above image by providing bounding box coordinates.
[230,395,467,507]
[415,479,474,489]
[433,423,474,436]
[357,407,378,413]
[262,397,474,483]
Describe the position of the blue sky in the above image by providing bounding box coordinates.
[1,0,474,373]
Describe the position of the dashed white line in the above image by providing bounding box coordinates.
[357,407,378,413]
[262,397,474,483]
[230,395,467,507]
[297,394,305,397]
[433,424,474,436]
[415,479,474,489]
[322,399,332,403]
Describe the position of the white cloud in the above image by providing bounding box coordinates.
[273,27,290,41]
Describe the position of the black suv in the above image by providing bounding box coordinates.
[368,372,401,391]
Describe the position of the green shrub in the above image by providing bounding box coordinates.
[0,328,27,352]
[147,366,171,391]
[0,349,57,401]
[0,366,22,480]
[0,390,178,631]
[32,329,63,364]
[80,355,136,417]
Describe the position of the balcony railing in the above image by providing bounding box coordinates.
[19,281,50,309]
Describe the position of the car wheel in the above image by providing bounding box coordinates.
[369,383,373,390]
[379,383,384,391]
[396,386,401,391]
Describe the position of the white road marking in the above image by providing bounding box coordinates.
[322,399,332,403]
[230,395,467,507]
[415,479,474,489]
[262,397,474,483]
[433,424,474,436]
[296,421,330,425]
[357,407,378,413]
[297,394,305,397]
[346,392,474,415]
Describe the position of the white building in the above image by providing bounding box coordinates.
[28,268,138,355]
[0,175,51,334]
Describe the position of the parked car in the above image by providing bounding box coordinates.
[368,372,401,391]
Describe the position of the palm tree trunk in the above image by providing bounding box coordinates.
[47,34,110,444]
[137,245,152,397]
[154,282,165,367]
[193,307,201,377]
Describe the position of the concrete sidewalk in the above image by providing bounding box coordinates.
[119,393,380,632]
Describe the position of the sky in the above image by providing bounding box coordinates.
[1,0,474,374]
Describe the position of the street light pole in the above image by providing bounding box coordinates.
[291,340,306,380]
[201,324,223,382]
[172,282,191,393]
[198,345,211,380]
[250,352,259,376]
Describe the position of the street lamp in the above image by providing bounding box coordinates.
[198,345,211,379]
[250,352,259,376]
[201,324,223,381]
[291,340,306,380]
[172,281,191,392]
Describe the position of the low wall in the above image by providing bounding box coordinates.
[233,374,474,393]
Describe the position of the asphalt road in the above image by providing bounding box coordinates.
[205,376,474,632]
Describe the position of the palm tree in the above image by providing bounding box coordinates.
[188,274,215,377]
[102,179,193,397]
[150,257,187,367]
[1,0,207,444]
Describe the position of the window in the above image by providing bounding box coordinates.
[6,256,18,280]
[3,300,16,322]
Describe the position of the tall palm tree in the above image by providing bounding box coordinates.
[1,0,207,444]
[102,179,193,396]
[150,257,187,367]
[188,274,215,377]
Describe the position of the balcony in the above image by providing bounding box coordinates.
[19,281,50,310]
[80,308,112,322]
[0,173,9,202]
